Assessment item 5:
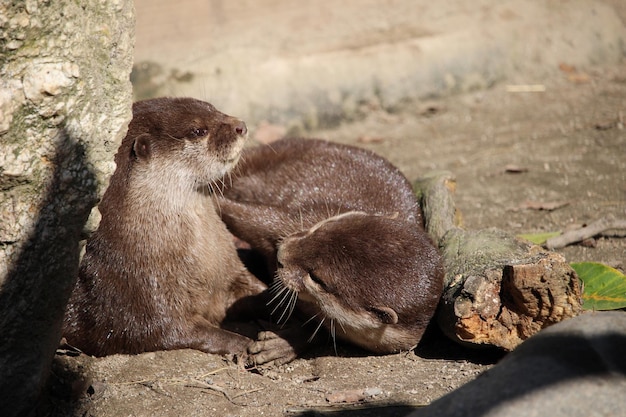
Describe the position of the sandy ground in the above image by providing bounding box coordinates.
[43,60,625,417]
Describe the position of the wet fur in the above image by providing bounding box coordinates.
[63,97,267,357]
[218,138,444,357]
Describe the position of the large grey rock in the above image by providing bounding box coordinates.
[131,0,626,129]
[0,1,134,415]
[409,311,626,417]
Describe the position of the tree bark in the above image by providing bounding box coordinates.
[414,171,583,350]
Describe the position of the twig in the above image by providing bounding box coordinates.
[231,387,264,400]
[111,366,233,400]
[184,379,233,401]
[196,366,230,378]
[546,216,626,249]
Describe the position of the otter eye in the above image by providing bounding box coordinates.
[308,271,328,290]
[191,127,208,138]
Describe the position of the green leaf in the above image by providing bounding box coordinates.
[571,262,626,310]
[517,231,561,245]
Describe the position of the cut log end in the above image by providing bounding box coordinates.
[448,251,583,351]
[415,171,583,351]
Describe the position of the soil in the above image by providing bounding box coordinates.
[46,61,625,417]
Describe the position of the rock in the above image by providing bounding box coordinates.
[408,311,626,417]
[0,1,134,416]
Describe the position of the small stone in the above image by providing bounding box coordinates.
[363,387,383,397]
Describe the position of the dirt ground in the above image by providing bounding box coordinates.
[46,61,625,417]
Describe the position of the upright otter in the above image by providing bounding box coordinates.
[218,138,444,363]
[63,97,267,357]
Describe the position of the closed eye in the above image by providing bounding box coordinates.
[308,270,330,292]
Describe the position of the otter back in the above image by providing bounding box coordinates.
[218,138,444,359]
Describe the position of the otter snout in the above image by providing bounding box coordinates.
[232,119,247,137]
[276,241,307,293]
[214,117,248,165]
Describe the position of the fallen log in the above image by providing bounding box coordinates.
[414,171,582,351]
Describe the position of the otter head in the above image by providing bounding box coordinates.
[118,97,248,190]
[274,211,443,343]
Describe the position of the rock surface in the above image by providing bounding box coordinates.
[408,311,626,417]
[0,1,134,415]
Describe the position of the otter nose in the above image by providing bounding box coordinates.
[233,120,247,136]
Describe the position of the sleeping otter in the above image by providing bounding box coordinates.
[218,138,444,364]
[63,97,267,358]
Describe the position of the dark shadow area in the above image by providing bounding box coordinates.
[0,130,97,417]
[296,318,508,365]
[293,403,421,417]
[237,247,274,284]
[409,328,626,417]
[414,320,506,365]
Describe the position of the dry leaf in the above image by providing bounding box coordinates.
[558,62,577,73]
[568,73,590,84]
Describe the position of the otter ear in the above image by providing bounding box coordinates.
[132,134,152,160]
[369,306,399,325]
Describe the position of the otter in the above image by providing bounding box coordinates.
[62,97,268,358]
[217,138,444,364]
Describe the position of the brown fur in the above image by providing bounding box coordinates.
[218,138,444,360]
[63,97,267,357]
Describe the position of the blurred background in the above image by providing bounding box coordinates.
[131,0,625,133]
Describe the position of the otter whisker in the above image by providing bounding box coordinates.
[330,319,338,356]
[336,318,347,334]
[270,286,294,318]
[213,178,226,198]
[269,277,284,290]
[324,199,332,219]
[210,184,222,213]
[268,288,287,309]
[285,290,299,323]
[268,286,290,312]
[164,133,185,142]
[267,281,286,300]
[267,142,278,154]
[308,317,326,343]
[268,284,282,297]
[277,290,298,325]
[301,312,321,327]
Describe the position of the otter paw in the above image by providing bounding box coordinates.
[247,331,299,366]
